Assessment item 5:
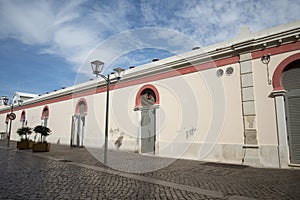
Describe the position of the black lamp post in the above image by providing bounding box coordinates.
[91,60,124,164]
[1,96,12,147]
[1,96,23,147]
[7,104,14,147]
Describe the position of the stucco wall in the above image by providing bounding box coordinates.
[0,60,246,163]
[253,49,300,146]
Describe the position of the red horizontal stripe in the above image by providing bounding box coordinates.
[0,56,239,114]
[252,41,300,59]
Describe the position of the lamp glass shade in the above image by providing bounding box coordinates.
[113,67,125,80]
[261,54,271,65]
[91,60,104,76]
[1,96,9,105]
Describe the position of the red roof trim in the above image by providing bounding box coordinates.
[252,41,300,59]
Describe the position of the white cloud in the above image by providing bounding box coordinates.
[175,0,300,45]
[0,0,95,64]
[0,0,54,44]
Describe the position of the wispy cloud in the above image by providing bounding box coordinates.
[175,0,300,45]
[0,0,97,65]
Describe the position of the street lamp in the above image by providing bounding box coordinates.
[91,60,125,164]
[1,96,19,147]
[1,96,8,106]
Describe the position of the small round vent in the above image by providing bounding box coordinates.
[216,69,224,77]
[226,67,234,75]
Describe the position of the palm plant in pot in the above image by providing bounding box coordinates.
[17,127,34,149]
[32,125,51,152]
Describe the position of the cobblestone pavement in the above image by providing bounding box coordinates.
[0,141,300,200]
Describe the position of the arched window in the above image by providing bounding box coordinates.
[20,110,26,127]
[273,52,300,91]
[282,60,300,91]
[75,99,88,116]
[141,88,157,106]
[135,84,160,109]
[41,106,49,127]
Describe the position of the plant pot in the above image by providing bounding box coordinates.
[32,142,50,152]
[28,141,34,149]
[17,140,34,150]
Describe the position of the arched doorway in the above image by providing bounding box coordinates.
[282,60,300,164]
[135,84,160,154]
[71,99,87,147]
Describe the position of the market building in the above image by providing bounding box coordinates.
[1,21,300,168]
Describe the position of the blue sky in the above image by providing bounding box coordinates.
[0,0,300,99]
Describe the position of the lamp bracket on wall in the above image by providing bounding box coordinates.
[261,54,272,85]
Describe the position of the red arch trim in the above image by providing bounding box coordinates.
[135,84,160,108]
[41,106,49,120]
[75,98,88,115]
[273,53,300,91]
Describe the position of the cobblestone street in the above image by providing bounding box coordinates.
[0,141,300,199]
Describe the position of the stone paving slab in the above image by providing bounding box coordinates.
[1,140,300,199]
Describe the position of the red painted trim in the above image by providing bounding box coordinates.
[0,56,238,114]
[272,52,300,91]
[114,56,240,91]
[252,41,300,59]
[20,110,26,121]
[41,106,49,120]
[75,98,88,114]
[0,57,237,114]
[135,84,160,108]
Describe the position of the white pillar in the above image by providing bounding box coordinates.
[272,90,290,168]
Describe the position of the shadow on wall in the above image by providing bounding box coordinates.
[115,135,124,148]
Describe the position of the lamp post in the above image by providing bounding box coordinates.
[1,96,23,147]
[7,103,14,147]
[1,96,12,147]
[91,60,124,164]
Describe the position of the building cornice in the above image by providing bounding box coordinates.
[1,22,300,113]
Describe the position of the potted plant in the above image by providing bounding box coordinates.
[16,127,34,149]
[32,125,51,152]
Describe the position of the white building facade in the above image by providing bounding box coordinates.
[1,21,300,168]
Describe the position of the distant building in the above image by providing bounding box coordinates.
[1,21,300,168]
[11,92,38,105]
